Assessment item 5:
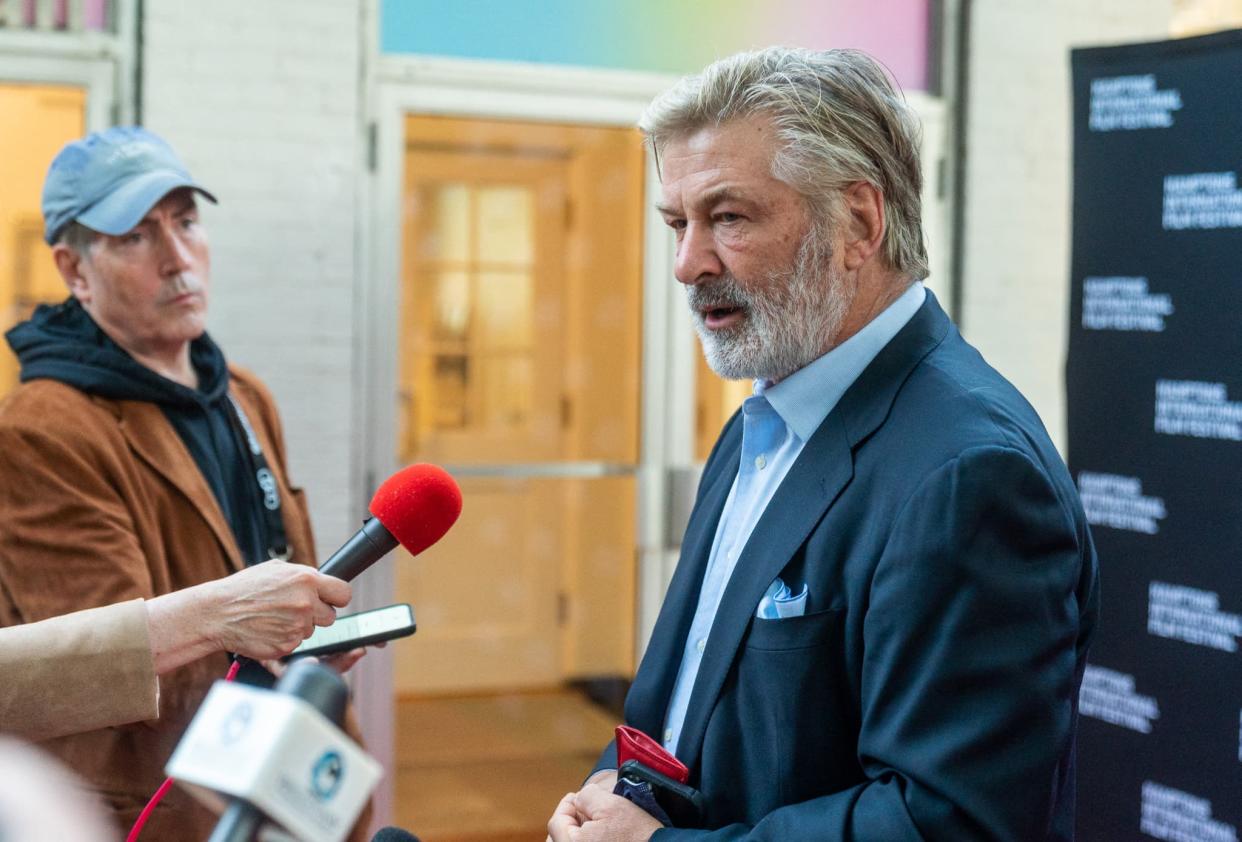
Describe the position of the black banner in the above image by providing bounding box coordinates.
[1070,29,1242,842]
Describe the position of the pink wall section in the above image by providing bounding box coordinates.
[821,0,931,91]
[19,0,109,30]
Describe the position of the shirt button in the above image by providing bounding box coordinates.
[664,729,673,744]
[696,638,706,653]
[755,454,767,470]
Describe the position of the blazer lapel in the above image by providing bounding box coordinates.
[626,417,743,738]
[675,410,854,767]
[673,290,953,769]
[117,400,244,572]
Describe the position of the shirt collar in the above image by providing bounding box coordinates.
[762,281,926,441]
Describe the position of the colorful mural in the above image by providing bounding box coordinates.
[381,0,932,91]
[16,0,108,29]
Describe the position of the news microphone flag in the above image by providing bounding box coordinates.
[167,663,380,842]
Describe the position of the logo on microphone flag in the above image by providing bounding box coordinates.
[312,750,345,801]
[220,701,253,745]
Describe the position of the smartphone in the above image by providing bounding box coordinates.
[618,759,704,828]
[287,603,417,659]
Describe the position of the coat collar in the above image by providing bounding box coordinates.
[640,290,952,769]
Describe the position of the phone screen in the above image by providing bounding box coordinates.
[291,603,416,656]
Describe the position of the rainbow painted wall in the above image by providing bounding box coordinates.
[381,0,932,91]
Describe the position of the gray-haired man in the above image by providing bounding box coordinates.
[0,127,371,840]
[549,47,1097,842]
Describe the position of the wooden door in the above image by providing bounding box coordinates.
[394,116,644,694]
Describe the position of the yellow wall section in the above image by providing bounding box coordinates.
[0,83,85,396]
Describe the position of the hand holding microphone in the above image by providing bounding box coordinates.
[144,560,351,674]
[207,561,352,659]
[147,463,461,676]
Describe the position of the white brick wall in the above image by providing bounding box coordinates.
[960,1,1173,452]
[141,0,364,550]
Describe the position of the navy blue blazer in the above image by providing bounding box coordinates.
[598,291,1099,841]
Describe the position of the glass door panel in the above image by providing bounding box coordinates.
[400,148,565,466]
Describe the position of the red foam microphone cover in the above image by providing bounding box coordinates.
[368,463,462,556]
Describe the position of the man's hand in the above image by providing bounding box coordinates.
[583,769,618,792]
[206,560,352,659]
[549,769,616,827]
[263,646,372,678]
[145,558,386,677]
[146,560,352,674]
[547,781,661,842]
[318,646,368,674]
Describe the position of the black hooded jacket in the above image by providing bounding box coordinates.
[5,298,272,565]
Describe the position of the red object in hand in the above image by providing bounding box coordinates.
[615,725,690,784]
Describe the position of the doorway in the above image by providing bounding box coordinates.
[391,115,644,840]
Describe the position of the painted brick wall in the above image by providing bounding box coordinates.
[141,0,364,550]
[960,1,1173,453]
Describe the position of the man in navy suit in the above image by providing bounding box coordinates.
[548,47,1098,842]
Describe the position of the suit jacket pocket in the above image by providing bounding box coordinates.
[743,606,845,652]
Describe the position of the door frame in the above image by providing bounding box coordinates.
[354,37,693,826]
[0,53,113,125]
[363,53,689,653]
[0,0,138,125]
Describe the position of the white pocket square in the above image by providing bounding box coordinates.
[756,577,808,619]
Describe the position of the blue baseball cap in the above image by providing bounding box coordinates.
[41,126,217,245]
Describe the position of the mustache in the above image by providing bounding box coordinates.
[159,274,204,302]
[685,275,752,312]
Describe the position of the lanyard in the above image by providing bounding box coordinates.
[224,395,291,562]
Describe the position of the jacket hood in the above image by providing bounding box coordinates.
[5,298,229,408]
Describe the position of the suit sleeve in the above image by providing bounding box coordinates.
[0,420,156,623]
[0,599,157,740]
[656,445,1088,842]
[591,738,619,780]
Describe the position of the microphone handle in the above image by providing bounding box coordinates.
[206,801,265,842]
[318,517,399,580]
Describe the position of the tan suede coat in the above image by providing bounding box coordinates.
[0,366,368,841]
[0,598,156,741]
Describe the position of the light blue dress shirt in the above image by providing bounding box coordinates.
[660,281,927,755]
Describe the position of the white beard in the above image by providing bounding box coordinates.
[687,227,855,382]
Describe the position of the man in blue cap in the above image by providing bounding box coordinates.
[0,127,372,841]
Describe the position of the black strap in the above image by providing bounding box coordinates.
[224,395,290,562]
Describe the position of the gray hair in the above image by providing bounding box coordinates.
[641,47,929,280]
[57,221,100,257]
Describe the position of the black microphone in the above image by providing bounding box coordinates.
[318,464,461,581]
[371,828,421,842]
[207,660,350,842]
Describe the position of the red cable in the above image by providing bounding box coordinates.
[126,658,243,842]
